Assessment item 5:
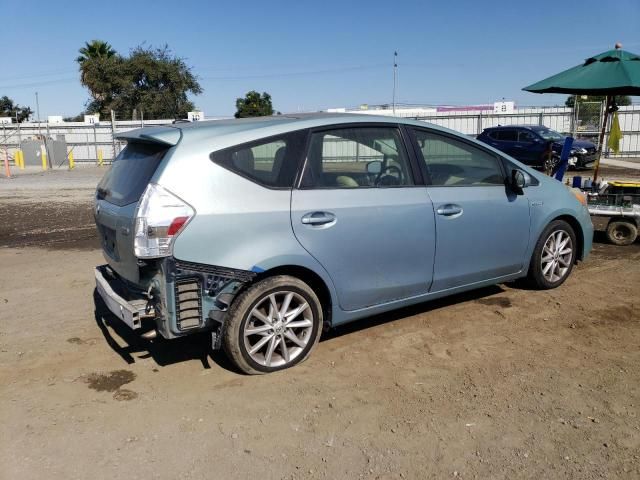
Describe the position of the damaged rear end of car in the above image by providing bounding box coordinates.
[94,125,257,345]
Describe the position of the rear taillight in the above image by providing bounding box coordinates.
[134,183,195,258]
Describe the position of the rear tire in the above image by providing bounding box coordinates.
[223,275,323,375]
[606,221,638,246]
[527,220,577,290]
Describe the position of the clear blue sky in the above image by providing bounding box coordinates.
[1,0,638,118]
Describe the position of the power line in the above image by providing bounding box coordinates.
[0,77,78,90]
[0,68,76,82]
[200,64,387,81]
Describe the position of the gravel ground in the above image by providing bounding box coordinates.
[1,166,639,479]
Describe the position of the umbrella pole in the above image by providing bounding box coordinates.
[593,95,611,183]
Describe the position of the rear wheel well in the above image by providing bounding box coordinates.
[551,215,584,261]
[254,265,333,327]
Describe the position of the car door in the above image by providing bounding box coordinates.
[496,128,522,160]
[516,129,543,166]
[291,125,435,311]
[409,128,531,292]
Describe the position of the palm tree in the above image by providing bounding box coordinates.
[76,40,116,64]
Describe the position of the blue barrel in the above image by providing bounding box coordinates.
[572,176,582,188]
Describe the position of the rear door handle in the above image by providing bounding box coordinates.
[301,211,336,226]
[436,204,463,216]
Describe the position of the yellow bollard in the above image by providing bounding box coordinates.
[97,149,103,166]
[19,150,25,169]
[68,150,75,170]
[41,145,47,170]
[16,150,23,169]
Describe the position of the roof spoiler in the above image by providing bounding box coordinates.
[114,126,182,146]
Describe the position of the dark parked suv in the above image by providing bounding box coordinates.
[477,125,597,170]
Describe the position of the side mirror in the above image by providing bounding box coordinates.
[366,160,382,175]
[512,169,527,190]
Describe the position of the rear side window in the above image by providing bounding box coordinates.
[210,131,306,188]
[96,142,166,206]
[496,129,517,141]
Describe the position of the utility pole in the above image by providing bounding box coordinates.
[392,51,398,116]
[35,91,41,137]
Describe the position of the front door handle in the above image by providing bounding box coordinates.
[436,204,463,216]
[301,211,336,226]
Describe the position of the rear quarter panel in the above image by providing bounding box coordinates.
[153,140,339,302]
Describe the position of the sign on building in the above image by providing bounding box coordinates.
[493,101,515,114]
[0,117,12,124]
[84,114,100,124]
[188,111,204,122]
[47,115,64,124]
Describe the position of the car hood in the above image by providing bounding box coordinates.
[552,138,596,150]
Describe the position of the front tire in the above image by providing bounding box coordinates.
[223,275,323,374]
[528,220,577,289]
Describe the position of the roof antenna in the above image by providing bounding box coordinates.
[615,42,622,49]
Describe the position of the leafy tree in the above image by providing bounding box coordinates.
[63,113,86,122]
[78,43,202,120]
[565,95,631,108]
[76,40,117,64]
[0,96,33,122]
[235,91,274,118]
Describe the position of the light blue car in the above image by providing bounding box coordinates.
[94,113,592,374]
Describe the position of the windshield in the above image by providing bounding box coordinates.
[536,128,565,141]
[96,142,167,206]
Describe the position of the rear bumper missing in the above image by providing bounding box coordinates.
[94,260,257,343]
[95,265,153,330]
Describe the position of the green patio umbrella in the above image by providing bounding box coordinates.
[523,44,640,180]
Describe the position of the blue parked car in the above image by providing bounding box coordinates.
[477,125,597,170]
[94,114,592,374]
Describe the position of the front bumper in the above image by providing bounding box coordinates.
[94,265,153,330]
[576,153,597,168]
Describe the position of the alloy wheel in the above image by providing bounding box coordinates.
[540,230,573,283]
[242,291,314,368]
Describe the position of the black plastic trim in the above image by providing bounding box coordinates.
[173,259,257,283]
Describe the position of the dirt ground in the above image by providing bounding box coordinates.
[1,167,639,479]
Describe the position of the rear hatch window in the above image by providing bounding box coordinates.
[96,142,167,206]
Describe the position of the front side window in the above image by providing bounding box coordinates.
[412,129,505,187]
[518,130,536,142]
[210,131,305,188]
[300,127,414,188]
